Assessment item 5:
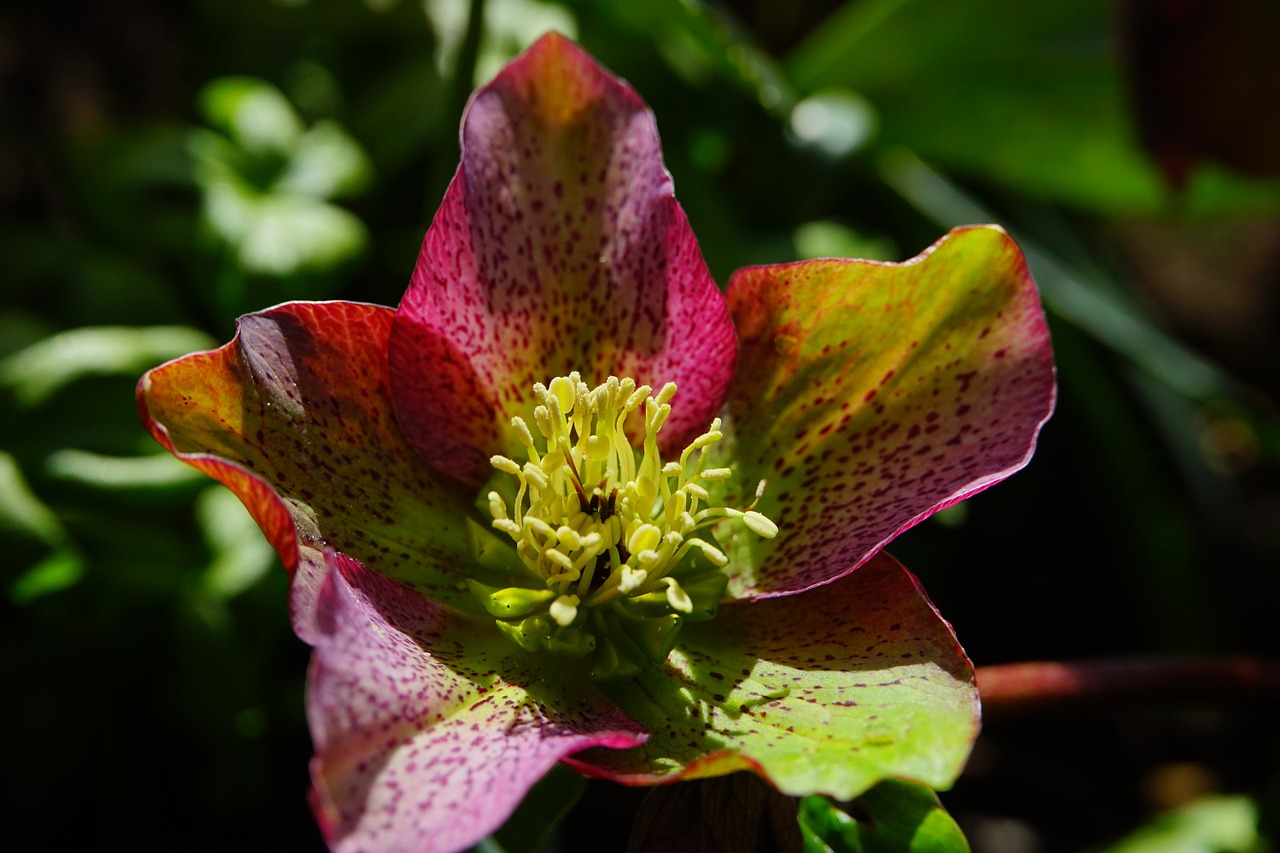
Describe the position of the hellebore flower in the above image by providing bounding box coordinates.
[138,34,1054,853]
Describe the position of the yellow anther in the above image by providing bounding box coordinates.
[491,455,521,476]
[646,401,671,433]
[549,375,576,414]
[687,429,722,453]
[700,467,732,481]
[533,404,554,439]
[692,539,728,566]
[584,434,610,461]
[556,526,583,551]
[742,510,778,538]
[619,566,648,593]
[625,384,651,412]
[487,491,508,520]
[545,548,574,572]
[511,416,535,449]
[662,578,693,614]
[493,518,521,538]
[667,490,687,519]
[524,516,555,541]
[628,523,662,555]
[685,483,710,502]
[539,446,563,471]
[523,461,549,490]
[549,594,580,627]
[656,381,678,405]
[635,474,657,504]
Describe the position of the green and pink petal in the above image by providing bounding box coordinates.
[390,34,735,485]
[136,301,481,620]
[308,551,647,853]
[564,553,979,798]
[716,226,1055,599]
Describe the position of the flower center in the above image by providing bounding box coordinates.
[471,372,776,679]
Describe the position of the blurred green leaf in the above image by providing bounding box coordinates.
[789,90,877,159]
[0,451,62,543]
[201,77,304,155]
[1,326,216,407]
[582,0,793,114]
[836,57,1157,210]
[429,0,578,86]
[0,314,55,361]
[206,188,367,276]
[197,486,278,601]
[0,451,85,603]
[188,127,245,189]
[46,449,205,490]
[191,76,372,278]
[1096,796,1259,853]
[787,0,1280,214]
[10,548,86,604]
[799,782,969,853]
[879,150,1230,401]
[793,220,896,262]
[276,121,373,198]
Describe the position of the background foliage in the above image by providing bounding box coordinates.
[3,0,1278,850]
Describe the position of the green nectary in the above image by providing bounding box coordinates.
[472,373,777,678]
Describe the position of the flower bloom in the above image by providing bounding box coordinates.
[138,35,1054,853]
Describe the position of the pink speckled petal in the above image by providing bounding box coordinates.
[390,33,735,485]
[565,552,978,799]
[308,551,647,853]
[136,302,481,628]
[715,226,1055,599]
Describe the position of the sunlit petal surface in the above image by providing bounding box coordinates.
[564,553,978,798]
[716,226,1055,598]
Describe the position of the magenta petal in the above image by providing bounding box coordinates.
[137,301,483,629]
[306,551,647,853]
[390,34,735,484]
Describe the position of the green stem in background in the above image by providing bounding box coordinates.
[427,0,487,222]
[449,0,487,125]
[976,656,1280,715]
[879,148,1229,401]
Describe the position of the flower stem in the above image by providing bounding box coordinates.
[449,0,487,121]
[976,656,1280,715]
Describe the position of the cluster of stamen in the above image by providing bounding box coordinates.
[471,372,776,678]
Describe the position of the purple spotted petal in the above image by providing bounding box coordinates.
[308,551,647,853]
[390,33,735,485]
[715,226,1055,598]
[137,301,481,626]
